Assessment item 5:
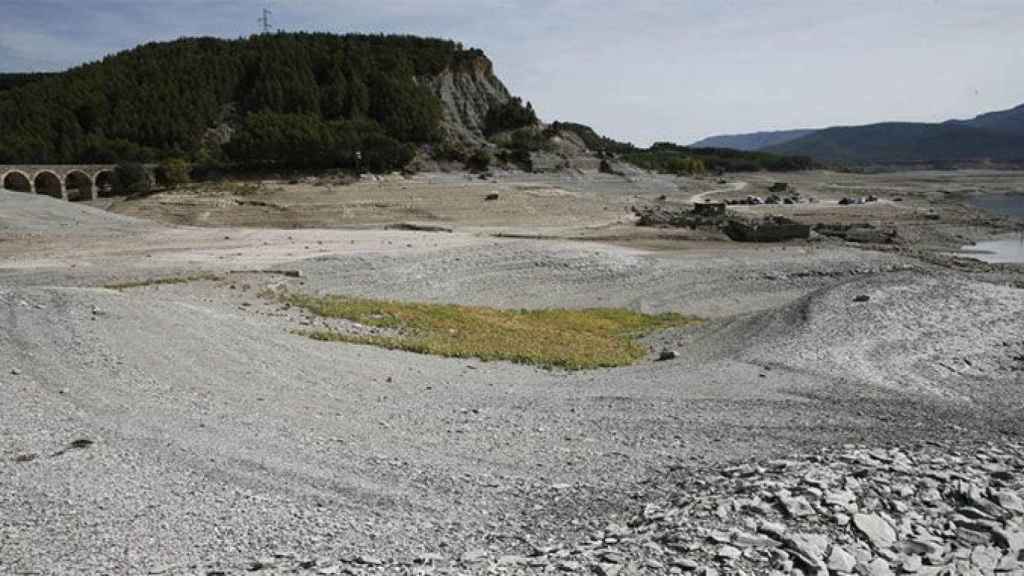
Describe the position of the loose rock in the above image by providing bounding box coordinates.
[853,514,896,550]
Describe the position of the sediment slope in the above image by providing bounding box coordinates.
[0,189,149,236]
[742,272,1024,403]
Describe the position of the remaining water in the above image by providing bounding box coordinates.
[970,193,1024,218]
[960,237,1024,264]
[963,194,1024,263]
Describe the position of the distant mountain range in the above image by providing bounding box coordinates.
[690,129,817,151]
[692,103,1024,166]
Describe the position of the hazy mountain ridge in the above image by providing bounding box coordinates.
[690,129,817,151]
[766,117,1024,165]
[697,102,1024,166]
[952,102,1024,136]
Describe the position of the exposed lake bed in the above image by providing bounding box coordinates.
[4,169,1024,575]
[959,236,1024,264]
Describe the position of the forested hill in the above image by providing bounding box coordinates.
[764,121,1024,166]
[696,102,1024,167]
[690,129,817,151]
[0,33,512,170]
[0,73,55,93]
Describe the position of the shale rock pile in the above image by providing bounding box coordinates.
[624,443,1024,576]
[207,443,1024,575]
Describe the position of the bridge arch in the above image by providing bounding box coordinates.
[65,170,94,202]
[95,170,116,198]
[2,170,32,193]
[33,171,63,199]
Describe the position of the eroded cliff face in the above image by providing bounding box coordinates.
[420,56,512,147]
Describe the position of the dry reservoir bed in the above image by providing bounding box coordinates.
[0,180,1023,575]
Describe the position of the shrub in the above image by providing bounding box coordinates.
[496,148,533,172]
[156,158,191,187]
[466,148,492,172]
[484,98,538,136]
[430,142,468,163]
[361,133,415,173]
[113,162,151,195]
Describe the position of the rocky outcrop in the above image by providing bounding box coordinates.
[419,56,512,148]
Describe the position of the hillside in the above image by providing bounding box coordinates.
[695,101,1024,167]
[953,102,1024,136]
[0,33,833,175]
[690,129,816,151]
[0,72,55,92]
[0,33,512,170]
[623,142,816,173]
[765,121,1024,166]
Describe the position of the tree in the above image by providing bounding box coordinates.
[320,64,350,120]
[346,74,370,118]
[484,98,538,136]
[156,158,191,187]
[466,148,492,172]
[113,162,151,195]
[361,133,415,173]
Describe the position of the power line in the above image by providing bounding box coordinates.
[259,8,273,34]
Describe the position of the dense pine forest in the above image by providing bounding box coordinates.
[0,33,816,176]
[623,142,817,174]
[0,33,488,170]
[0,73,56,93]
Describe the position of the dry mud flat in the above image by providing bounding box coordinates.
[101,170,1024,251]
[0,182,1023,575]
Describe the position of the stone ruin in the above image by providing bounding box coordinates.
[725,216,812,242]
[694,202,727,217]
[634,203,812,243]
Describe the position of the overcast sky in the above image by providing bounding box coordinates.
[2,0,1021,145]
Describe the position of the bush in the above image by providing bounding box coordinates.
[484,98,538,136]
[113,162,151,195]
[361,133,415,173]
[156,158,191,187]
[225,112,334,168]
[466,148,492,172]
[497,148,533,172]
[430,142,468,163]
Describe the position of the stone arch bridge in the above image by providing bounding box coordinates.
[0,165,122,202]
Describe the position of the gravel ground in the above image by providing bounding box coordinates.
[1,182,1022,575]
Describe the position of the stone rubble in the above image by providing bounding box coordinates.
[158,442,1024,575]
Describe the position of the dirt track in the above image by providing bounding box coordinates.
[1,171,1023,575]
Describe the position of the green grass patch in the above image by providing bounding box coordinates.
[105,273,222,290]
[283,294,698,370]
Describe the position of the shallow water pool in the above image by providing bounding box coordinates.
[959,237,1024,264]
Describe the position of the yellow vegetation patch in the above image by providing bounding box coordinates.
[283,294,698,370]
